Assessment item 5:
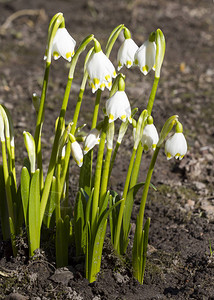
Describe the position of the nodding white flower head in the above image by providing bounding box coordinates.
[83,128,100,155]
[50,28,76,62]
[106,78,132,124]
[165,122,187,160]
[141,117,159,152]
[70,140,83,167]
[117,38,138,71]
[86,46,116,93]
[134,38,156,75]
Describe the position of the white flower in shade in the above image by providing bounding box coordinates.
[165,132,187,160]
[70,141,83,167]
[134,40,156,75]
[117,38,138,71]
[106,91,132,123]
[83,128,100,155]
[51,28,76,62]
[86,51,117,93]
[141,123,159,152]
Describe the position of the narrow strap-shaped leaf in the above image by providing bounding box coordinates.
[20,167,30,227]
[74,191,85,256]
[85,188,94,228]
[28,169,40,256]
[140,217,150,284]
[132,215,139,280]
[88,199,123,282]
[43,176,57,228]
[109,191,120,244]
[9,217,17,256]
[0,165,10,240]
[99,190,110,220]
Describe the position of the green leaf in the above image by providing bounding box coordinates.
[0,165,10,240]
[20,167,30,227]
[132,217,150,284]
[109,191,120,244]
[28,169,40,256]
[141,217,150,284]
[56,217,68,268]
[74,191,85,256]
[43,176,57,228]
[79,151,92,196]
[87,199,123,282]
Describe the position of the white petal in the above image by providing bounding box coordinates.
[117,38,138,70]
[52,28,76,62]
[165,132,187,159]
[134,40,156,75]
[106,91,131,123]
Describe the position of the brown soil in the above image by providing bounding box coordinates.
[0,0,214,299]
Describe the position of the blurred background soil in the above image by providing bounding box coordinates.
[0,0,214,299]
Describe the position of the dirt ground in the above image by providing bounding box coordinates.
[0,0,214,299]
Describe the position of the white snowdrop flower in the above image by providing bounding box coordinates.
[70,140,83,167]
[106,90,132,124]
[141,123,159,152]
[51,28,76,62]
[134,40,156,75]
[83,128,100,155]
[86,51,116,93]
[117,38,138,71]
[165,132,187,160]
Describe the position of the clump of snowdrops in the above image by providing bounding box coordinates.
[0,13,187,284]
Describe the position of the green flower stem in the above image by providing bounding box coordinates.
[1,140,15,226]
[58,141,71,204]
[40,35,94,226]
[59,72,88,200]
[5,137,12,176]
[105,24,124,58]
[130,143,143,189]
[34,62,51,189]
[114,148,136,252]
[71,71,88,135]
[55,162,61,222]
[130,76,160,188]
[10,144,17,189]
[91,117,108,233]
[91,89,102,129]
[39,78,72,227]
[108,141,120,181]
[146,77,159,116]
[136,147,160,242]
[99,147,113,209]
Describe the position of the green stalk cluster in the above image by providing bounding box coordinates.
[0,15,187,287]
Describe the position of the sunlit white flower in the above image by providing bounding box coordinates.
[134,40,156,75]
[50,28,76,62]
[106,91,132,123]
[141,124,159,152]
[165,132,187,160]
[71,141,83,167]
[83,128,100,155]
[86,51,116,93]
[117,38,138,71]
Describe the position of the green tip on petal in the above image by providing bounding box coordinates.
[147,116,153,125]
[118,77,125,91]
[149,31,156,42]
[124,27,131,39]
[175,121,183,133]
[94,38,102,53]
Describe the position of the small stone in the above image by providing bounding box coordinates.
[5,293,28,300]
[50,267,74,285]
